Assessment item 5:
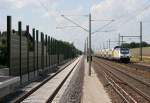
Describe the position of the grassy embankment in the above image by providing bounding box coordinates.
[131,47,150,63]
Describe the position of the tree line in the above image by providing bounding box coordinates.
[121,41,150,48]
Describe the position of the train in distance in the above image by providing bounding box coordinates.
[95,46,131,63]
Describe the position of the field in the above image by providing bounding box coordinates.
[130,47,150,63]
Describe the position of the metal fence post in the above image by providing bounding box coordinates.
[57,41,59,65]
[36,30,39,72]
[48,36,50,69]
[41,33,43,70]
[7,16,11,75]
[33,28,35,76]
[18,21,22,84]
[54,39,56,65]
[45,35,47,67]
[52,38,53,66]
[26,25,30,81]
[53,38,54,65]
[50,37,52,67]
[59,42,61,63]
[41,33,44,70]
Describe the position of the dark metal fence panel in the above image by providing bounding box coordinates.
[44,46,46,67]
[48,36,50,68]
[50,38,52,66]
[5,15,79,79]
[29,52,34,72]
[10,34,20,75]
[9,32,28,76]
[59,54,64,63]
[35,42,37,70]
[38,42,42,70]
[21,36,28,75]
[45,35,47,67]
[41,33,44,70]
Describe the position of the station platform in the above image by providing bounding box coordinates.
[21,57,81,103]
[81,59,111,103]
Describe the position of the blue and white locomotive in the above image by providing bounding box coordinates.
[95,46,131,62]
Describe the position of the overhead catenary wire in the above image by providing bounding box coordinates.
[61,15,89,32]
[125,4,150,22]
[92,20,115,34]
[56,26,80,29]
[37,0,150,28]
[92,3,150,31]
[113,3,150,28]
[37,0,115,34]
[58,14,88,17]
[37,0,49,12]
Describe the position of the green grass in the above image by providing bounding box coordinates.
[131,47,150,56]
[131,47,150,63]
[131,56,150,64]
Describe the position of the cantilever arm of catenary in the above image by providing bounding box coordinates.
[61,15,89,32]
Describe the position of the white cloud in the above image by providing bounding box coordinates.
[55,6,85,25]
[91,0,147,20]
[0,0,61,9]
[90,0,150,49]
[9,0,25,8]
[1,0,150,50]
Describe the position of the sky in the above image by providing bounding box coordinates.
[0,0,150,51]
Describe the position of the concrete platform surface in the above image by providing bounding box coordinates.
[0,76,20,99]
[0,76,20,89]
[52,56,83,103]
[81,59,111,103]
[0,76,11,82]
[21,57,81,103]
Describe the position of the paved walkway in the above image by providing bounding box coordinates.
[81,59,111,103]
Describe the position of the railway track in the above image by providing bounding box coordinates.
[96,57,150,86]
[96,56,150,72]
[125,62,150,72]
[93,57,150,103]
[111,61,150,83]
[12,57,81,103]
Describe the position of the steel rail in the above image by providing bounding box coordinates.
[96,57,150,87]
[94,60,137,103]
[104,72,134,103]
[13,58,77,103]
[93,59,150,102]
[46,58,80,103]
